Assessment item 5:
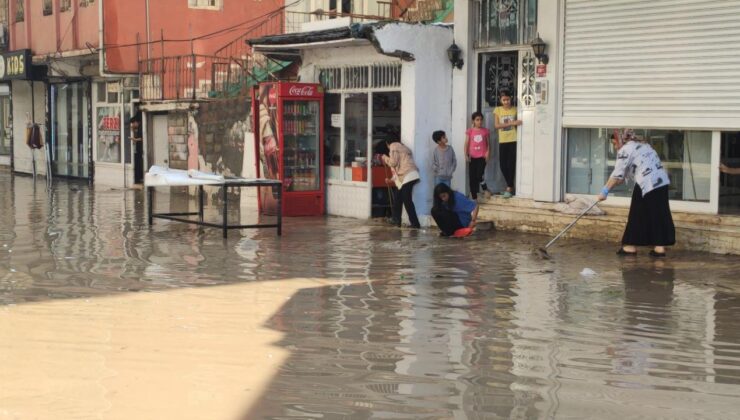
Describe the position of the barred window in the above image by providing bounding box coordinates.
[43,0,52,16]
[61,0,71,12]
[15,0,24,22]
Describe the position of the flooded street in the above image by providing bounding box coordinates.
[2,172,740,419]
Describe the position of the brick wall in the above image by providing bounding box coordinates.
[195,95,251,176]
[168,112,189,170]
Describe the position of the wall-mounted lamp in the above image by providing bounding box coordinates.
[531,35,549,65]
[447,43,464,70]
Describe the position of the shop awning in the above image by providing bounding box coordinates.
[247,23,412,61]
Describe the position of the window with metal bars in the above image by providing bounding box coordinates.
[318,63,401,92]
[61,0,71,12]
[80,0,95,7]
[475,0,537,47]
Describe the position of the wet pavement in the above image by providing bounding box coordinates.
[2,172,740,419]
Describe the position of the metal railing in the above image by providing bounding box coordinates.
[138,54,231,101]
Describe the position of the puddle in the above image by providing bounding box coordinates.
[1,173,740,419]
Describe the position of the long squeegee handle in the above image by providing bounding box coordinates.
[543,201,600,250]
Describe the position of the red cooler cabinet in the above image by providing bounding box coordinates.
[253,82,325,217]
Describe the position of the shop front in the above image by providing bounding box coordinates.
[561,0,740,215]
[48,81,92,179]
[92,78,141,187]
[251,22,453,224]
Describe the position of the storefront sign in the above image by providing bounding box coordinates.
[0,50,32,81]
[536,64,547,78]
[279,82,323,98]
[331,114,342,128]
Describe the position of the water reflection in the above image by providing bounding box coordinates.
[2,172,740,419]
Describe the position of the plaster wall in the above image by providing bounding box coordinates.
[373,23,454,223]
[453,0,562,203]
[11,81,48,176]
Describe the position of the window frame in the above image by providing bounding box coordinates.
[317,63,402,185]
[564,128,721,214]
[188,0,222,11]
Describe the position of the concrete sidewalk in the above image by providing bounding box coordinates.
[478,195,740,255]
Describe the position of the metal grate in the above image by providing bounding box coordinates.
[318,63,401,92]
[318,67,342,91]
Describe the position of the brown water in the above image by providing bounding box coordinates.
[2,172,740,419]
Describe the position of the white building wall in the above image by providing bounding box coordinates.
[299,24,453,224]
[11,81,48,176]
[453,0,564,203]
[373,23,454,224]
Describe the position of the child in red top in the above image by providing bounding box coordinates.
[464,112,490,200]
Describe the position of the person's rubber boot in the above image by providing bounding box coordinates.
[503,191,513,199]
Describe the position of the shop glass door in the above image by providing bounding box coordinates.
[51,83,90,178]
[344,93,368,181]
[0,96,10,157]
[283,100,320,191]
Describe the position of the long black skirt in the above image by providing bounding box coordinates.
[622,185,676,246]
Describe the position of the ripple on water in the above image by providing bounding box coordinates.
[2,173,740,418]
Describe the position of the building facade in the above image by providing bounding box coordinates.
[453,0,740,217]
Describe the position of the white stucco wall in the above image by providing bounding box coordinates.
[373,23,454,224]
[453,0,563,203]
[11,81,48,176]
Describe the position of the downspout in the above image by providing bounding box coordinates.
[98,0,118,78]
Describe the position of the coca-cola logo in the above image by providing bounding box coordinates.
[288,85,315,96]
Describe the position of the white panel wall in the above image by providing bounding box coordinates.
[326,183,371,219]
[11,81,48,175]
[564,0,740,130]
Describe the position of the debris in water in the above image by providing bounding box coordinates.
[580,268,597,277]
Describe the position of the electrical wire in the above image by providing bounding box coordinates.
[100,0,306,52]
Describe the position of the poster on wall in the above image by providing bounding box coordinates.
[258,83,279,180]
[97,107,121,163]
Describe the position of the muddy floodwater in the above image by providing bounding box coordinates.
[2,173,740,420]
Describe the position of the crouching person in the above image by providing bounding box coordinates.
[431,183,479,237]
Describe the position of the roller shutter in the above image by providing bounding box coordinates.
[563,0,740,130]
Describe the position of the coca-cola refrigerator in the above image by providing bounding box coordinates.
[252,82,325,217]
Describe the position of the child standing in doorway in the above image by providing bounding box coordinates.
[431,130,457,187]
[464,112,490,201]
[494,90,522,198]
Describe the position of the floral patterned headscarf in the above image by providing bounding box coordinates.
[612,128,637,150]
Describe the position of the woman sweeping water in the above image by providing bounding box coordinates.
[596,129,675,257]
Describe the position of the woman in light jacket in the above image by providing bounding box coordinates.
[597,129,675,257]
[382,139,421,229]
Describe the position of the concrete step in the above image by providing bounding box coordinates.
[477,196,740,255]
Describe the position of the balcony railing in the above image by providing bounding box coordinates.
[138,55,232,101]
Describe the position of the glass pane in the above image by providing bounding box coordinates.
[283,100,320,192]
[478,0,538,47]
[566,128,712,202]
[51,83,90,177]
[344,93,368,182]
[97,106,121,163]
[720,132,740,214]
[324,94,341,180]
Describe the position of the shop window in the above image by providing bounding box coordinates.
[15,0,23,22]
[720,132,740,214]
[43,0,52,15]
[566,128,712,202]
[0,96,10,156]
[51,83,90,178]
[475,0,537,47]
[324,94,341,180]
[344,93,368,180]
[96,106,121,163]
[188,0,220,9]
